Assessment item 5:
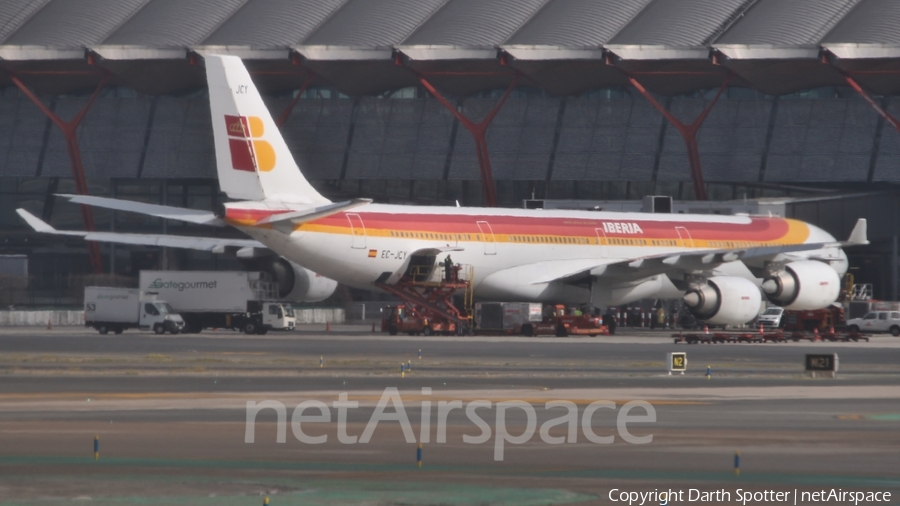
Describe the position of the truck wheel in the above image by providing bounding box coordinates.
[891,326,900,337]
[848,325,860,333]
[243,321,258,334]
[521,324,534,337]
[388,325,398,336]
[423,326,433,336]
[556,324,568,337]
[153,324,165,335]
[114,326,123,335]
[97,324,109,335]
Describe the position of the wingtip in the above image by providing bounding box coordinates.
[16,208,55,232]
[848,218,868,245]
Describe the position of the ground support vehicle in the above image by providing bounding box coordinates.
[782,305,845,333]
[471,302,543,336]
[673,329,784,344]
[674,327,868,344]
[757,307,784,330]
[84,287,184,335]
[139,271,295,334]
[381,303,460,335]
[377,262,472,336]
[846,309,900,336]
[785,329,869,342]
[518,304,609,337]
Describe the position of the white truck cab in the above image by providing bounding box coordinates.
[140,300,185,335]
[262,302,296,330]
[846,311,900,336]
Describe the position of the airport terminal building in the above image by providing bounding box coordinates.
[2,0,900,302]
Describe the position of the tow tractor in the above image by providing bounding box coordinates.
[520,304,609,337]
[381,303,459,335]
[377,254,473,336]
[783,304,867,341]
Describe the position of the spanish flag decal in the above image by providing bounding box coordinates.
[368,249,377,258]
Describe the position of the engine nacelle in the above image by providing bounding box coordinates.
[683,276,761,325]
[268,258,338,302]
[761,260,840,310]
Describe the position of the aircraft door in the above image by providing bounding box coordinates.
[476,221,497,255]
[346,213,366,249]
[675,226,693,248]
[595,227,608,258]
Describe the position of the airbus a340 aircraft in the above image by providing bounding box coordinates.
[21,55,868,325]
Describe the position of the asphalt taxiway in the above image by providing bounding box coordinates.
[0,326,898,505]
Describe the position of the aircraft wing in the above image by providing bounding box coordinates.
[17,209,263,252]
[56,194,225,226]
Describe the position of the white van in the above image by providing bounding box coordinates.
[846,311,900,336]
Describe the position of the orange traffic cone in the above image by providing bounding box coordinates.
[325,321,331,332]
[704,325,709,335]
[813,327,820,342]
[758,323,763,335]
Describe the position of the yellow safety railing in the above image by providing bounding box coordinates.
[462,264,474,322]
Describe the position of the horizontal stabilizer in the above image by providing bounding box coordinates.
[17,209,263,252]
[57,194,225,226]
[16,209,57,233]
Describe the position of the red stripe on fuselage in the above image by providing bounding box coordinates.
[303,212,791,242]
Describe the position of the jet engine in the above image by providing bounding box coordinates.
[761,260,840,310]
[683,276,761,325]
[265,258,338,302]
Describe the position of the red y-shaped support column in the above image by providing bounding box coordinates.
[821,54,900,133]
[11,72,110,273]
[396,56,520,207]
[841,75,900,132]
[625,73,732,201]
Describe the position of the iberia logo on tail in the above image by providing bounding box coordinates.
[224,115,275,172]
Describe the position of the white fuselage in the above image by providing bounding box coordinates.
[228,203,847,306]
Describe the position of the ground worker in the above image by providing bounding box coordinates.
[444,255,453,281]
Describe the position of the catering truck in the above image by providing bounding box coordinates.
[138,271,295,334]
[84,286,184,335]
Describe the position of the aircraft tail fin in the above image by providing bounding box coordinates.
[205,54,330,205]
